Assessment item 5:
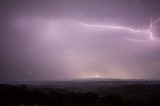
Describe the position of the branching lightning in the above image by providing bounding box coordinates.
[80,18,160,78]
[147,17,155,40]
[80,17,160,41]
[147,17,160,40]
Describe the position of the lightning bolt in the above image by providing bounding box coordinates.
[147,17,160,40]
[80,22,141,33]
[80,18,160,78]
[80,18,160,41]
[79,19,158,79]
[147,17,155,40]
[152,17,160,25]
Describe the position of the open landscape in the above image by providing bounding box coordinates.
[1,79,160,106]
[1,0,160,105]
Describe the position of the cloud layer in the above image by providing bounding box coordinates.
[1,0,160,81]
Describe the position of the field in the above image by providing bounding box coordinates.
[1,79,160,106]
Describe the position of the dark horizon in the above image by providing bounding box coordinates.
[1,77,160,83]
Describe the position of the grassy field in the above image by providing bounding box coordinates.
[1,80,160,106]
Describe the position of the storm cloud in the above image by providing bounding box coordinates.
[1,0,160,81]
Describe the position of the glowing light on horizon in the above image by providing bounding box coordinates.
[95,72,103,78]
[95,72,100,78]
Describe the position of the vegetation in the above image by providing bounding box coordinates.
[0,84,160,106]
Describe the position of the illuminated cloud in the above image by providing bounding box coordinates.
[1,0,160,81]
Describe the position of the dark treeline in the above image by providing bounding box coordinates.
[0,84,125,106]
[0,84,160,106]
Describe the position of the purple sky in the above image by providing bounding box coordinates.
[1,0,160,81]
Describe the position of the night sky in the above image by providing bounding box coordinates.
[1,0,160,81]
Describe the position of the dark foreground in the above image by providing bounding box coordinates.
[1,80,160,106]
